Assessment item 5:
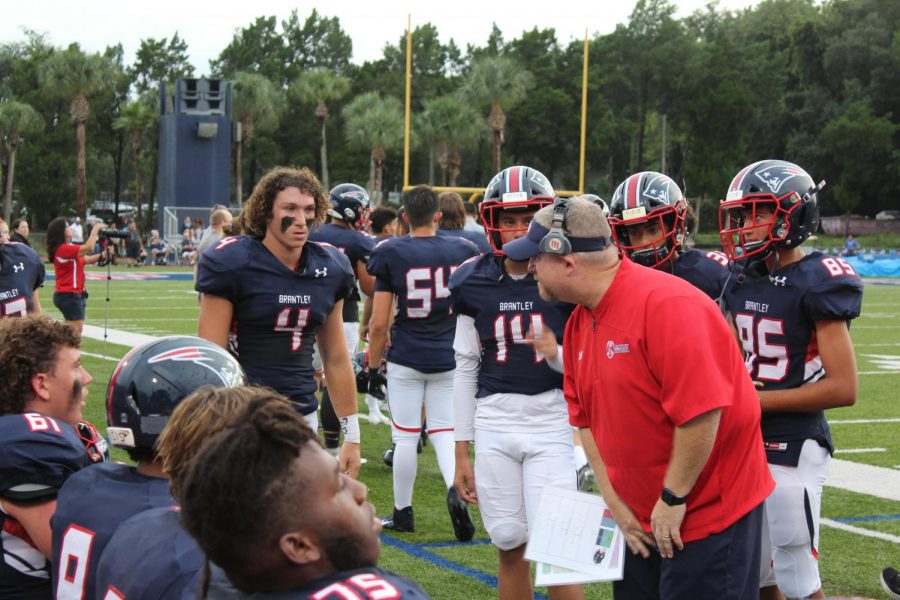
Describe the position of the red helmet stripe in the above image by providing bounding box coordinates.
[626,173,641,209]
[508,167,520,193]
[730,162,759,192]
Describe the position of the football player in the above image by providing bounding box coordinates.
[0,218,45,317]
[0,316,95,598]
[178,397,430,599]
[450,166,583,600]
[608,171,731,300]
[719,159,862,600]
[94,385,273,600]
[365,185,480,538]
[197,166,362,476]
[308,183,388,442]
[50,336,244,600]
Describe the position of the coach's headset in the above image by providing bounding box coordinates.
[537,196,611,255]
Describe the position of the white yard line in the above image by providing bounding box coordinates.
[81,324,159,348]
[827,459,900,502]
[820,519,900,544]
[833,448,887,454]
[830,418,900,424]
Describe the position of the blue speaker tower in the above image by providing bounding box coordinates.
[157,78,233,233]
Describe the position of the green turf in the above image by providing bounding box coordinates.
[46,268,900,599]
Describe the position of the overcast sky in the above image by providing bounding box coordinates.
[4,0,761,75]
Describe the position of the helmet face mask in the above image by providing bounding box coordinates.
[481,166,554,254]
[719,160,820,260]
[609,172,687,269]
[328,183,371,232]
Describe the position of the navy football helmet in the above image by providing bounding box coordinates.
[106,336,245,451]
[719,160,822,260]
[481,166,555,254]
[76,420,110,463]
[328,183,371,231]
[609,172,687,269]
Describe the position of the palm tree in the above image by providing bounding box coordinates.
[464,56,533,173]
[113,100,156,229]
[39,47,115,220]
[421,95,485,187]
[342,93,404,207]
[232,72,282,206]
[289,68,350,190]
[0,101,44,222]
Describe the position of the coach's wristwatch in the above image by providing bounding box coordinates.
[660,487,688,506]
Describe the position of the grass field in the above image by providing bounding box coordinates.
[48,265,900,599]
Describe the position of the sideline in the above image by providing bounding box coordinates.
[81,324,159,348]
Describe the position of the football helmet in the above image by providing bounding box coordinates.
[719,160,822,260]
[481,166,554,254]
[76,420,110,463]
[106,336,245,450]
[328,183,371,231]
[609,172,687,269]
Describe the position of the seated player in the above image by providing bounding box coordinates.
[94,386,272,599]
[608,171,731,300]
[451,166,582,600]
[179,397,430,598]
[719,160,862,600]
[0,316,97,598]
[50,336,244,600]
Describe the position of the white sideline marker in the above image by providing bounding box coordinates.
[820,519,900,544]
[827,459,900,502]
[833,448,886,454]
[830,418,900,424]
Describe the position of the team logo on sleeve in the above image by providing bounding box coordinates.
[148,346,242,386]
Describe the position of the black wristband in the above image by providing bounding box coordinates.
[661,487,687,506]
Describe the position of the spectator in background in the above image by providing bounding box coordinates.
[842,234,859,257]
[46,217,106,334]
[10,218,30,246]
[439,191,492,254]
[196,209,234,260]
[180,229,197,266]
[464,200,484,233]
[125,221,144,267]
[0,217,45,317]
[70,217,84,244]
[0,219,9,243]
[370,206,399,239]
[182,215,192,235]
[147,230,171,266]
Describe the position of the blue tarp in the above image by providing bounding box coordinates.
[845,255,900,277]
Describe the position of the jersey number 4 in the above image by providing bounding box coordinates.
[275,307,311,351]
[734,314,788,381]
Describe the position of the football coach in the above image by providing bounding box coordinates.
[503,196,773,599]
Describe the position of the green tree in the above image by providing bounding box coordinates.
[282,9,353,76]
[210,17,288,82]
[129,33,194,94]
[342,92,404,206]
[113,99,155,228]
[39,45,115,220]
[464,56,533,173]
[420,94,484,186]
[289,68,350,189]
[232,71,282,205]
[0,100,43,221]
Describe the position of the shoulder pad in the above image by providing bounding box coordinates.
[197,236,252,272]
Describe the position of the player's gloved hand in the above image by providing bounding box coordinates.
[366,366,387,400]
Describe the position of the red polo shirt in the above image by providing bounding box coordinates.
[54,244,85,294]
[564,258,773,542]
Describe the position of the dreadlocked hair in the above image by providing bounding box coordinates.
[179,393,321,578]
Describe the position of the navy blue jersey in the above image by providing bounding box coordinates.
[95,506,202,600]
[196,236,355,414]
[449,254,574,396]
[723,251,863,464]
[50,463,173,599]
[0,242,45,318]
[672,249,732,301]
[438,228,491,255]
[0,412,90,599]
[308,223,375,323]
[367,235,480,373]
[233,567,430,599]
